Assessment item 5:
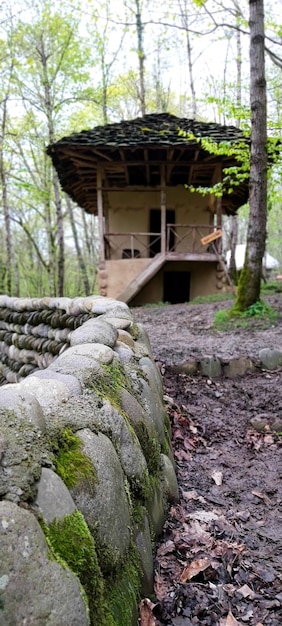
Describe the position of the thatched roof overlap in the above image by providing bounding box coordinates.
[47,113,249,214]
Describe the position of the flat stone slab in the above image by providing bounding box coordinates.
[35,468,76,525]
[200,356,222,378]
[224,357,256,377]
[259,348,282,370]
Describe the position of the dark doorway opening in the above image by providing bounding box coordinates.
[149,209,175,257]
[163,271,190,304]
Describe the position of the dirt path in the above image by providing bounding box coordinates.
[134,296,282,626]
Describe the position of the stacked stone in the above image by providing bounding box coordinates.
[0,295,103,385]
[0,294,179,626]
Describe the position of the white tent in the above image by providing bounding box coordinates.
[226,244,279,271]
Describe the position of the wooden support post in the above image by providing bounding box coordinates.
[97,165,105,263]
[216,196,222,253]
[160,165,166,254]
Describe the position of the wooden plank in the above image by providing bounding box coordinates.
[201,229,222,246]
[166,252,218,262]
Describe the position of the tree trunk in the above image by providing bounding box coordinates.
[101,48,109,124]
[228,2,242,285]
[178,0,197,118]
[39,32,65,296]
[0,96,12,295]
[234,0,267,311]
[135,0,146,115]
[53,175,65,296]
[66,197,91,296]
[228,215,238,284]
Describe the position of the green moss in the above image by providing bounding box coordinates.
[104,545,142,626]
[92,361,130,411]
[162,424,171,456]
[51,428,97,490]
[91,361,161,500]
[133,421,161,477]
[233,261,264,312]
[132,503,148,526]
[130,322,139,340]
[45,510,114,626]
[89,524,122,575]
[124,477,133,513]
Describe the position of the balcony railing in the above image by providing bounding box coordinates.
[104,224,221,260]
[166,224,221,254]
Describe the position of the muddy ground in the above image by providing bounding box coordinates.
[134,295,282,626]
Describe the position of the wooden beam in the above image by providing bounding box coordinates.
[188,149,200,184]
[92,149,113,161]
[144,149,150,184]
[97,165,105,262]
[167,148,186,180]
[120,150,129,184]
[166,252,218,262]
[208,164,222,215]
[60,150,220,168]
[160,165,166,254]
[61,150,98,164]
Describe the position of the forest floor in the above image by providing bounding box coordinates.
[134,294,282,626]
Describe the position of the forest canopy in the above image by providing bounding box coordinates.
[0,0,281,297]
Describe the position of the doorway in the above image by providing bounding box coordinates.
[149,209,175,257]
[163,271,190,304]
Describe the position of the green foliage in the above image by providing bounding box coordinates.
[178,128,250,197]
[261,281,282,294]
[213,309,232,328]
[240,300,275,318]
[214,299,278,330]
[51,428,97,489]
[189,292,235,305]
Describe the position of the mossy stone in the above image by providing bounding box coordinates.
[104,545,142,626]
[46,510,113,626]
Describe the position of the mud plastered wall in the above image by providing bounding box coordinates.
[0,295,179,626]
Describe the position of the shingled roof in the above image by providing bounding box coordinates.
[47,112,249,214]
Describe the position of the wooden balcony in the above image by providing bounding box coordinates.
[104,224,222,261]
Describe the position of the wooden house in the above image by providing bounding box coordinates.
[47,113,249,305]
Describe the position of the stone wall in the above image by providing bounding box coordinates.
[0,295,179,626]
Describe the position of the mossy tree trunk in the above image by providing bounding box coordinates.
[234,0,267,311]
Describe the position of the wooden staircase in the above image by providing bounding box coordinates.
[117,253,166,303]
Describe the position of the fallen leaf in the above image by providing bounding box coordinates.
[189,510,219,522]
[252,490,272,505]
[180,556,210,582]
[264,433,275,445]
[211,470,223,485]
[237,583,256,599]
[181,489,201,501]
[157,540,175,557]
[241,608,253,620]
[139,598,157,626]
[154,572,169,601]
[219,610,243,625]
[184,436,196,450]
[174,449,191,462]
